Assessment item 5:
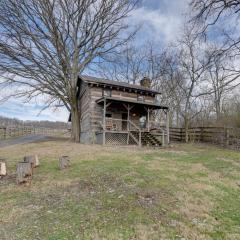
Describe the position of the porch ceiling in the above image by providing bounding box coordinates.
[96,97,168,110]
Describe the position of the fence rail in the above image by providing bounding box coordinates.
[169,126,240,150]
[0,126,70,140]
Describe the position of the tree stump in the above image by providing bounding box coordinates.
[59,156,70,170]
[16,162,33,184]
[24,155,39,168]
[0,160,7,177]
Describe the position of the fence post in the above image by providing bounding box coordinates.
[225,128,229,147]
[166,110,170,144]
[3,127,7,139]
[200,127,204,142]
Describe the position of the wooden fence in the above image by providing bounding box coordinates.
[0,126,70,140]
[170,127,240,150]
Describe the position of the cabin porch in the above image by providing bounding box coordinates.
[95,97,169,147]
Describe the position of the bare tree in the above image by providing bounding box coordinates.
[96,43,145,84]
[217,92,240,127]
[0,0,137,142]
[190,0,240,30]
[189,0,240,127]
[190,0,240,62]
[205,46,240,120]
[97,41,189,127]
[176,24,212,142]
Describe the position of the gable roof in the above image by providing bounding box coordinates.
[79,75,160,94]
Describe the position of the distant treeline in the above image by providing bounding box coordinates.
[0,115,68,129]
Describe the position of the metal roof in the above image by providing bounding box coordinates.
[79,75,161,94]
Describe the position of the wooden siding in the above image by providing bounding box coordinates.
[111,90,155,103]
[78,83,158,144]
[78,82,92,143]
[89,87,103,134]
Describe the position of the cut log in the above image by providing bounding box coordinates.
[0,161,7,176]
[59,156,70,170]
[16,162,33,184]
[24,155,39,168]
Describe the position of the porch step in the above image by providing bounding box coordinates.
[129,131,162,147]
[141,132,162,147]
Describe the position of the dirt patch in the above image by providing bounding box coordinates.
[177,222,212,240]
[217,157,240,168]
[0,174,16,186]
[189,163,208,174]
[131,224,168,240]
[188,182,215,191]
[176,190,217,223]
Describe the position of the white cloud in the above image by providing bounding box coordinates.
[131,7,179,42]
[0,98,69,122]
[130,0,189,43]
[0,77,69,122]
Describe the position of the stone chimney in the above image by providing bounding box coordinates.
[140,77,151,88]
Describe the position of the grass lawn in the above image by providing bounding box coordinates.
[0,140,239,240]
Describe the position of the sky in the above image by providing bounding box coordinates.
[0,0,189,122]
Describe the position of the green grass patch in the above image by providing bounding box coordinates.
[0,142,239,239]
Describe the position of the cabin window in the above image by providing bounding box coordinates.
[137,94,145,102]
[102,89,112,97]
[106,113,112,118]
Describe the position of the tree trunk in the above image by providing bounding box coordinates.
[215,101,221,121]
[24,155,39,168]
[16,162,33,184]
[176,110,179,128]
[71,105,80,143]
[184,117,189,143]
[0,161,7,176]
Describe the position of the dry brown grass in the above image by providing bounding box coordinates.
[0,140,239,240]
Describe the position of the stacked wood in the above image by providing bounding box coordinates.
[59,156,70,170]
[16,162,33,184]
[0,159,7,177]
[24,155,39,168]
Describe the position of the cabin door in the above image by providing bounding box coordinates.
[122,113,128,131]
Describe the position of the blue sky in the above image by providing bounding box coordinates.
[0,0,189,122]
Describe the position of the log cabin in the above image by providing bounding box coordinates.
[69,75,169,146]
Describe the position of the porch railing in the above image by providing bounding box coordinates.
[148,121,166,130]
[100,118,142,146]
[99,118,171,146]
[128,120,141,146]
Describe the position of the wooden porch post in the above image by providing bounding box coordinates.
[161,128,165,147]
[127,104,130,144]
[147,107,150,132]
[103,98,106,145]
[127,104,130,130]
[166,109,170,144]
